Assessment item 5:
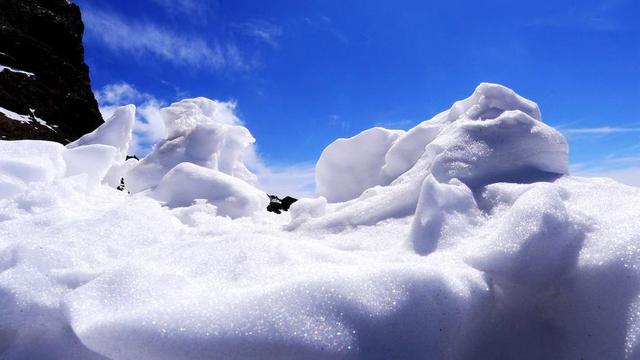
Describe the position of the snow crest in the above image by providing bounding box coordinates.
[1,84,639,359]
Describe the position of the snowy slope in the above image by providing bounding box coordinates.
[0,83,639,359]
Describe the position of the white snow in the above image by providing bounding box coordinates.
[63,144,118,189]
[151,162,267,218]
[316,127,404,202]
[0,106,55,131]
[0,65,35,78]
[126,98,258,193]
[0,83,639,359]
[67,105,136,158]
[66,105,137,188]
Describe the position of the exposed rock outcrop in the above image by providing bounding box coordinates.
[0,0,102,143]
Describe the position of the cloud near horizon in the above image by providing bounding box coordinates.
[563,127,640,135]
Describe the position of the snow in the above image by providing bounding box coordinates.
[126,98,258,193]
[63,145,118,189]
[285,196,327,230]
[307,83,567,231]
[67,105,136,158]
[316,127,404,202]
[1,83,640,359]
[0,65,35,78]
[151,162,267,218]
[0,106,55,131]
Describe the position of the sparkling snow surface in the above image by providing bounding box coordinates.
[1,83,639,359]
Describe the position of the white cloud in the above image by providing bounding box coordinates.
[254,163,317,199]
[572,152,640,188]
[580,167,640,187]
[234,20,283,48]
[151,0,211,17]
[563,127,640,135]
[82,7,251,71]
[95,83,148,106]
[243,147,316,198]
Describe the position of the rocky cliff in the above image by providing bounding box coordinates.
[0,0,102,143]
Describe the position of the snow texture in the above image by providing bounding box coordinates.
[1,83,639,360]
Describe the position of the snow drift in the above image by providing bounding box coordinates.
[1,83,639,360]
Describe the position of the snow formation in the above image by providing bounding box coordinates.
[1,83,639,360]
[126,98,257,194]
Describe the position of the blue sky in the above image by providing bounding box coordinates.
[74,0,640,191]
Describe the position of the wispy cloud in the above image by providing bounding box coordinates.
[528,2,624,31]
[82,7,253,71]
[563,127,640,135]
[151,0,212,17]
[234,20,283,48]
[328,114,348,129]
[304,15,348,43]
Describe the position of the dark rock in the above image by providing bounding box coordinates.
[0,0,102,143]
[117,177,129,194]
[267,194,298,214]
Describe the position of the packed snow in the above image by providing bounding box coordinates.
[1,83,640,359]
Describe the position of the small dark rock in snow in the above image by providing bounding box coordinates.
[117,178,129,194]
[267,194,298,214]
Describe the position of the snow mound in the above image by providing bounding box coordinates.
[151,162,267,218]
[62,144,118,189]
[1,84,639,359]
[285,196,328,229]
[67,105,135,158]
[162,97,242,139]
[307,83,567,230]
[0,140,66,199]
[316,127,404,202]
[126,98,257,193]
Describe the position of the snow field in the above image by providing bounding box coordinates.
[0,83,639,359]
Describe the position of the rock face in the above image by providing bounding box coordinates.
[0,0,102,143]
